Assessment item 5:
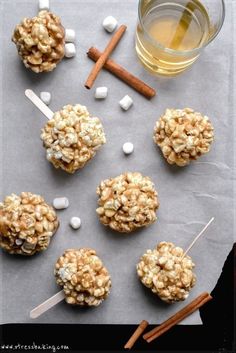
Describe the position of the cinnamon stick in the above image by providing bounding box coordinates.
[143,292,212,343]
[85,25,127,89]
[87,47,156,99]
[124,320,149,349]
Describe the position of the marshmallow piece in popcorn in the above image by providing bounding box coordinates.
[40,104,106,174]
[54,248,112,306]
[96,172,159,233]
[0,192,59,255]
[153,108,214,167]
[137,242,196,303]
[12,11,65,73]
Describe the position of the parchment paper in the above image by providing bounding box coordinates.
[0,0,235,325]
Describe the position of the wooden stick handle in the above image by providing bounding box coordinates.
[87,47,156,99]
[181,217,214,259]
[30,290,65,319]
[124,320,149,349]
[143,292,212,343]
[85,25,127,89]
[25,89,54,120]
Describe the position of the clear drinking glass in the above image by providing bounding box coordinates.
[135,0,225,76]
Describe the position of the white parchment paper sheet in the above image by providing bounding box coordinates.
[0,0,235,324]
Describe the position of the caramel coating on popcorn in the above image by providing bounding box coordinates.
[12,11,65,73]
[153,108,214,166]
[41,104,106,174]
[55,248,111,306]
[137,242,196,303]
[96,172,159,233]
[0,192,59,255]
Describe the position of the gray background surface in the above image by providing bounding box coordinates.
[0,0,235,324]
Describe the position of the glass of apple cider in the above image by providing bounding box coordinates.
[136,0,225,76]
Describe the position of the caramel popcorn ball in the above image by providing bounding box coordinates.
[153,108,214,166]
[54,248,111,306]
[41,104,106,174]
[0,192,59,255]
[137,242,196,303]
[12,11,65,73]
[96,172,159,233]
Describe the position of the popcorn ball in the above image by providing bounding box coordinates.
[96,172,159,233]
[153,108,214,166]
[0,192,59,255]
[12,11,65,73]
[137,242,196,303]
[41,104,106,174]
[54,248,111,306]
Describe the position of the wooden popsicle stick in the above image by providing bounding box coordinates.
[30,290,65,319]
[25,89,54,120]
[181,217,214,260]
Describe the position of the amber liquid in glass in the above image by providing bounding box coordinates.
[136,0,211,75]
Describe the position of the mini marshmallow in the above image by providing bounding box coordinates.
[15,239,23,246]
[119,95,133,111]
[65,29,76,43]
[53,197,69,210]
[39,0,50,11]
[40,91,51,105]
[102,16,118,33]
[70,217,82,230]
[65,43,76,58]
[95,87,108,99]
[54,151,63,160]
[123,142,134,155]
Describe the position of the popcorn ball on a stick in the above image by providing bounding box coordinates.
[137,242,196,303]
[0,192,59,255]
[41,104,106,173]
[12,11,65,73]
[30,248,112,318]
[54,248,112,306]
[153,108,214,166]
[96,172,159,233]
[25,90,106,174]
[137,218,214,303]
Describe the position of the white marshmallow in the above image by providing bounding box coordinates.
[53,197,69,210]
[54,151,63,160]
[39,0,50,11]
[40,91,51,105]
[123,142,134,155]
[65,43,76,58]
[65,29,76,43]
[95,87,108,99]
[70,217,82,230]
[15,239,23,246]
[119,95,133,111]
[102,16,118,33]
